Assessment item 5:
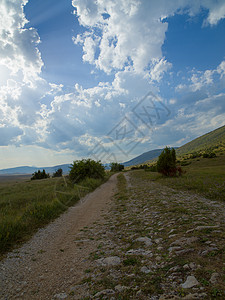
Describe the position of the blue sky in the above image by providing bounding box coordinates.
[0,0,225,168]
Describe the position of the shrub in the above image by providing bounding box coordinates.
[176,166,184,176]
[131,164,148,170]
[52,168,63,177]
[190,152,201,159]
[139,164,149,169]
[110,162,124,172]
[203,152,216,158]
[131,166,139,170]
[209,152,216,158]
[145,164,157,172]
[31,169,50,180]
[157,147,178,176]
[181,160,191,166]
[69,159,105,183]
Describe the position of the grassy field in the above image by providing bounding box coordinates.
[176,125,225,156]
[140,152,225,202]
[0,174,110,258]
[0,174,31,183]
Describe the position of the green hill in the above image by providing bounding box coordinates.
[176,125,225,156]
[123,149,164,167]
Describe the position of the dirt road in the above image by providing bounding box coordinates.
[0,174,118,299]
[1,171,225,299]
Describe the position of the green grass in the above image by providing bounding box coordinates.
[137,153,225,201]
[115,173,128,201]
[176,125,225,156]
[0,174,111,257]
[123,257,138,266]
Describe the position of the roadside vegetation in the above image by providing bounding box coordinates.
[31,169,50,180]
[157,147,183,177]
[52,168,63,178]
[110,162,124,172]
[140,149,225,202]
[0,159,112,258]
[69,159,105,183]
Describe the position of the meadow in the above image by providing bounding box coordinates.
[0,174,110,258]
[1,150,224,258]
[142,152,225,202]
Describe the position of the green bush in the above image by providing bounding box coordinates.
[131,166,139,170]
[131,164,148,170]
[145,165,157,172]
[52,168,63,177]
[110,162,124,172]
[69,159,105,183]
[190,151,201,159]
[181,160,191,166]
[31,169,50,180]
[203,152,216,158]
[157,147,181,176]
[139,164,148,169]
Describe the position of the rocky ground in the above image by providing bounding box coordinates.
[0,171,224,299]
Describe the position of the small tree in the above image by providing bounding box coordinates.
[52,168,63,178]
[157,147,177,176]
[110,162,124,172]
[148,164,157,172]
[31,169,50,180]
[69,159,105,183]
[203,151,216,158]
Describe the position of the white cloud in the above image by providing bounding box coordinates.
[149,58,172,82]
[178,60,225,93]
[74,32,100,64]
[175,83,187,92]
[72,0,171,75]
[204,0,225,26]
[151,95,225,149]
[180,0,225,26]
[41,68,163,159]
[72,0,225,77]
[1,0,225,165]
[0,0,43,86]
[169,99,176,105]
[0,0,66,148]
[195,92,225,111]
[217,61,225,78]
[190,69,214,92]
[82,36,98,64]
[78,133,101,148]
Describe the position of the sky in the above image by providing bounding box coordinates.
[0,0,225,168]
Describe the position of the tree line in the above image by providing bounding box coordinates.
[31,146,182,181]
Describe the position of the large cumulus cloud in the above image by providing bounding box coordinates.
[72,0,225,75]
[0,0,61,147]
[1,0,225,164]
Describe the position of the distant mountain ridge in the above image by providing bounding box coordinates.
[123,149,164,167]
[0,164,71,175]
[1,125,224,174]
[123,125,225,166]
[0,163,111,175]
[0,152,164,174]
